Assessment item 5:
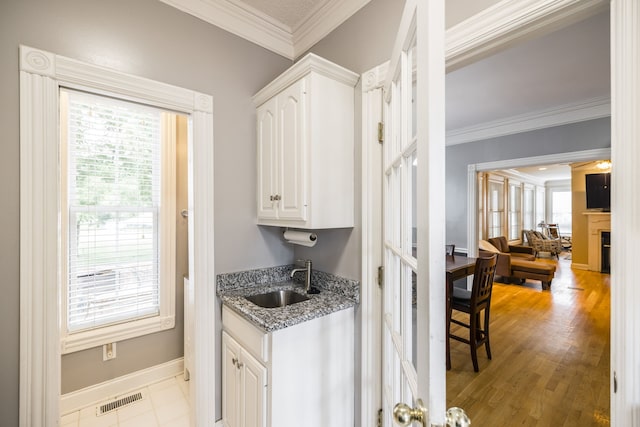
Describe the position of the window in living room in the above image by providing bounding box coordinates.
[523,183,535,231]
[487,175,505,238]
[551,190,572,236]
[508,180,522,240]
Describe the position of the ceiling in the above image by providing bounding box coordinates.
[239,0,325,28]
[161,0,610,146]
[159,0,371,59]
[511,164,572,182]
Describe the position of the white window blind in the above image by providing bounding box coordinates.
[64,90,164,333]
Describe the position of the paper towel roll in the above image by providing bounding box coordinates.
[283,230,318,247]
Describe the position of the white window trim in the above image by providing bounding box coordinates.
[20,45,215,426]
[59,99,178,353]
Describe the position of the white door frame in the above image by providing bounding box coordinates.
[19,45,216,427]
[361,0,640,425]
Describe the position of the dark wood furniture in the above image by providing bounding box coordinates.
[445,255,477,370]
[447,255,498,372]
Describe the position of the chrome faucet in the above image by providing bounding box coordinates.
[290,259,312,293]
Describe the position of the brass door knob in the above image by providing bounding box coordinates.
[393,399,426,426]
[446,407,471,427]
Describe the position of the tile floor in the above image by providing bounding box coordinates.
[61,375,191,427]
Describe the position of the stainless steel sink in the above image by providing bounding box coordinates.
[245,290,309,308]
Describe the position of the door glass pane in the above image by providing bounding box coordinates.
[411,269,417,369]
[394,166,402,247]
[410,152,417,257]
[410,43,417,140]
[392,82,402,155]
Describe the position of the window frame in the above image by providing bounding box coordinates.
[59,90,177,354]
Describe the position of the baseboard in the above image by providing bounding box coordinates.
[61,357,184,415]
[572,263,590,270]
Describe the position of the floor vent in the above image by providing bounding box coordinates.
[568,287,585,291]
[97,391,144,416]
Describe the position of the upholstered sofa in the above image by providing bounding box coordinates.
[479,237,556,290]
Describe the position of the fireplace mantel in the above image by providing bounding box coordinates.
[583,211,611,272]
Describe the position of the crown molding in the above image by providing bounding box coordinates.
[159,0,370,60]
[445,0,609,71]
[446,96,611,146]
[159,0,294,59]
[161,0,607,65]
[252,52,359,107]
[292,0,372,58]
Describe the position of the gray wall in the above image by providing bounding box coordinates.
[446,0,505,28]
[298,0,406,281]
[445,117,612,251]
[0,0,292,422]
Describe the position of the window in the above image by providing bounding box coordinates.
[523,184,535,231]
[508,181,522,240]
[60,89,176,353]
[536,186,546,227]
[551,191,572,236]
[487,176,504,238]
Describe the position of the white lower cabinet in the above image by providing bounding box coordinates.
[222,305,354,427]
[222,332,267,427]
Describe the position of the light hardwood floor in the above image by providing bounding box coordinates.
[447,256,610,426]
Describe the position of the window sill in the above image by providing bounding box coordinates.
[61,315,175,354]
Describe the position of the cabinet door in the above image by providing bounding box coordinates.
[257,98,278,220]
[276,78,307,221]
[240,350,267,427]
[222,333,241,427]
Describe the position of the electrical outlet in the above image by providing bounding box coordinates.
[103,342,117,361]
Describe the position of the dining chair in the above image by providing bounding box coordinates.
[446,244,455,256]
[447,254,497,372]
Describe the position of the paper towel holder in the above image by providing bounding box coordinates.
[283,228,318,247]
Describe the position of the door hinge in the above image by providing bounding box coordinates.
[377,408,383,427]
[377,266,384,288]
[378,122,384,143]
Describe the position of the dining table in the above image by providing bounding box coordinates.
[445,254,476,370]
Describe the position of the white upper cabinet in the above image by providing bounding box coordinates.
[253,53,359,229]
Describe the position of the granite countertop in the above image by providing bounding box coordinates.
[217,265,359,332]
